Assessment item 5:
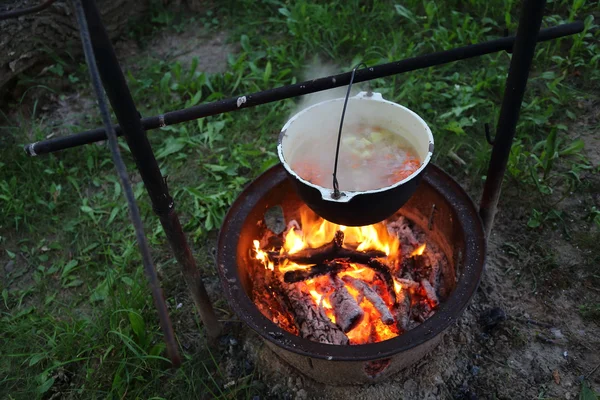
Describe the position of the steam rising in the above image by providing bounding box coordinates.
[292,61,362,117]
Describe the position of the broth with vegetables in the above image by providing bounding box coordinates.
[290,124,421,191]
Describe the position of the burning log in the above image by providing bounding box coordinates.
[330,276,364,333]
[387,216,420,248]
[367,259,398,306]
[420,279,439,308]
[395,288,411,332]
[429,258,441,291]
[283,262,347,283]
[342,276,394,325]
[286,283,349,345]
[259,287,299,335]
[281,246,386,265]
[273,230,386,265]
[395,278,420,291]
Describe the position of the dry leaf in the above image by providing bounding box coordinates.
[552,369,560,385]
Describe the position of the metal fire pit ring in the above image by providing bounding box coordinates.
[217,163,485,385]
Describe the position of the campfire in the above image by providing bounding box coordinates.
[250,205,449,345]
[218,165,484,384]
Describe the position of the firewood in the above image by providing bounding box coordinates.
[272,230,386,265]
[252,213,452,344]
[282,262,347,283]
[342,276,394,325]
[395,278,420,291]
[428,258,441,291]
[395,288,411,332]
[262,268,300,335]
[367,259,398,306]
[420,279,439,308]
[285,283,349,345]
[258,286,299,336]
[330,276,364,333]
[412,300,433,322]
[387,216,419,247]
[280,246,386,265]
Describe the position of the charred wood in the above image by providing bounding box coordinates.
[330,276,364,333]
[395,278,420,291]
[262,268,299,335]
[367,259,398,306]
[395,288,411,332]
[342,276,394,325]
[273,230,386,265]
[412,300,433,323]
[280,246,386,265]
[282,262,347,283]
[286,283,349,345]
[421,279,439,308]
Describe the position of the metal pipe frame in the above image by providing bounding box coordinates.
[24,20,583,156]
[479,0,548,236]
[72,0,181,365]
[11,0,583,359]
[79,0,222,339]
[0,0,57,21]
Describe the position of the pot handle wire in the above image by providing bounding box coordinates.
[332,63,367,199]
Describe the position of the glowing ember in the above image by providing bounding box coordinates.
[410,243,427,257]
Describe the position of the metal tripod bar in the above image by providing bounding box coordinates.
[24,21,583,156]
[79,0,222,339]
[479,0,547,237]
[72,0,181,366]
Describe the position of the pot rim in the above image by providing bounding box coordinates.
[277,91,434,203]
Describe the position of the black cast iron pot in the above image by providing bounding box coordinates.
[277,91,434,226]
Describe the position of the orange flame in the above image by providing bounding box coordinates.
[278,261,311,273]
[339,264,376,281]
[252,206,403,344]
[284,227,305,254]
[393,278,402,295]
[281,208,400,261]
[253,240,274,270]
[307,284,336,323]
[410,243,426,257]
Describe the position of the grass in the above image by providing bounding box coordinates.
[1,0,599,398]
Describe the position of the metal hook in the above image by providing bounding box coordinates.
[485,123,496,146]
[332,62,368,199]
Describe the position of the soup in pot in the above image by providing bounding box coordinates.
[290,124,421,191]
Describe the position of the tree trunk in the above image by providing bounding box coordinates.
[0,0,149,95]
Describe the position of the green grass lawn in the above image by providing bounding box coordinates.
[1,0,599,398]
